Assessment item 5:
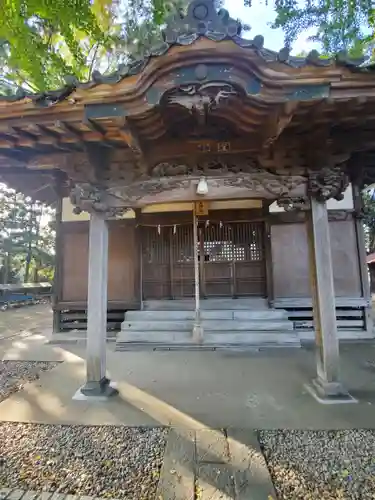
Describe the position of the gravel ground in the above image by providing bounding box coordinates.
[0,423,168,499]
[0,361,59,403]
[259,430,375,500]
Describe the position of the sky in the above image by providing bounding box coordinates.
[223,0,318,54]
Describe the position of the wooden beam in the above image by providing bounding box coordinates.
[123,118,145,153]
[1,125,77,156]
[150,137,261,162]
[0,132,18,149]
[35,124,75,151]
[121,118,150,174]
[84,142,112,181]
[11,126,38,141]
[27,152,74,171]
[262,102,298,148]
[84,119,116,148]
[0,166,57,175]
[84,103,126,122]
[53,120,86,148]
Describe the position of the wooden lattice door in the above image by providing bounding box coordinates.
[200,221,266,297]
[141,220,266,300]
[142,225,171,299]
[141,224,195,299]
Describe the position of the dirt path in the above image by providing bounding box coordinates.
[0,304,52,341]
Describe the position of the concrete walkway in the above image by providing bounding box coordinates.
[2,306,375,499]
[1,326,375,429]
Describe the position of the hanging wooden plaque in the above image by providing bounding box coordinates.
[195,200,209,216]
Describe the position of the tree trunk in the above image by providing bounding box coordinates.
[24,205,34,283]
[4,253,10,284]
[33,260,40,282]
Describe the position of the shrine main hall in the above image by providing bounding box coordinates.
[0,0,374,401]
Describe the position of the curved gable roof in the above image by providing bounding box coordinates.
[1,0,374,108]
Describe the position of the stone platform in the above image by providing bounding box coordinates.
[116,298,299,350]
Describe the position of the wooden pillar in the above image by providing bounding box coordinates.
[352,185,373,336]
[306,197,352,401]
[263,202,274,307]
[77,211,117,398]
[52,177,63,333]
[134,209,143,310]
[192,206,203,343]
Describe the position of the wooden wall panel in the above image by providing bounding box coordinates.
[60,220,138,304]
[107,222,137,302]
[330,220,361,297]
[61,226,89,302]
[271,219,362,299]
[271,223,310,298]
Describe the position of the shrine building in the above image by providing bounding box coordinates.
[0,0,374,400]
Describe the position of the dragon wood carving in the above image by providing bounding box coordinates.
[69,161,350,212]
[151,158,261,177]
[166,83,237,124]
[307,165,349,202]
[70,183,128,217]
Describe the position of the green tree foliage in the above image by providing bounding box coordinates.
[0,0,120,91]
[363,190,375,253]
[114,0,191,63]
[0,186,55,283]
[0,0,191,92]
[1,0,373,92]
[272,0,374,55]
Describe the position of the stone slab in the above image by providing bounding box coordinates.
[304,383,358,404]
[227,428,277,500]
[21,493,38,500]
[49,494,66,500]
[0,490,12,500]
[156,429,195,500]
[196,429,230,464]
[72,381,118,401]
[4,490,25,500]
[144,298,268,311]
[0,492,114,500]
[118,331,193,343]
[125,310,288,321]
[197,464,236,499]
[122,320,293,331]
[37,495,53,500]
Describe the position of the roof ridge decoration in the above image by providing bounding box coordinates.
[162,0,245,43]
[0,0,373,105]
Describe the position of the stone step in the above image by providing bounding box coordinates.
[203,332,299,345]
[121,319,294,331]
[126,309,288,321]
[118,331,193,343]
[115,331,300,349]
[143,298,269,311]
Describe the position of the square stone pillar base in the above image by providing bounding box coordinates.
[304,377,357,404]
[192,321,204,344]
[73,377,118,401]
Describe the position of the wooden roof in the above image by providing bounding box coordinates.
[1,0,375,203]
